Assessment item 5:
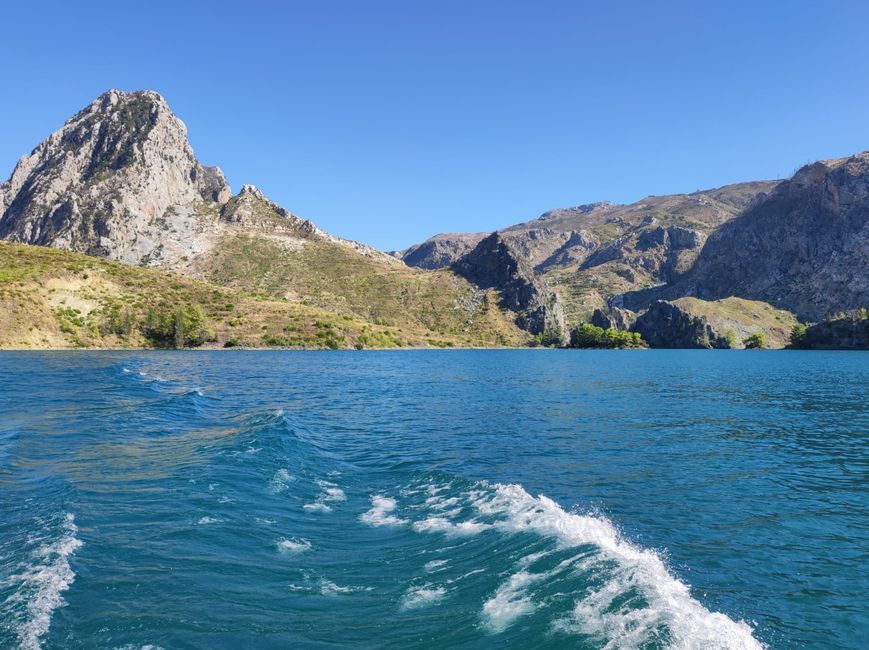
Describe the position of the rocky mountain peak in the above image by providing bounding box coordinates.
[0,89,231,265]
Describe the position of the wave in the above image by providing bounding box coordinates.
[2,513,83,650]
[362,480,763,649]
[360,495,408,527]
[402,584,447,609]
[277,537,312,554]
[303,480,347,513]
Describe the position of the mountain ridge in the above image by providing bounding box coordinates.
[1,89,866,348]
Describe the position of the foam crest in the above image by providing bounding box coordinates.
[412,516,490,536]
[402,584,447,609]
[481,570,540,632]
[424,559,449,572]
[474,484,763,648]
[277,537,312,554]
[304,480,347,513]
[360,495,408,527]
[268,468,295,493]
[5,513,83,650]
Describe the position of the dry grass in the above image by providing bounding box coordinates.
[0,241,525,349]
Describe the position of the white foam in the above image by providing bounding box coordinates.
[402,584,447,609]
[268,468,295,493]
[424,559,449,572]
[303,503,333,513]
[197,516,220,525]
[304,480,347,513]
[474,484,763,648]
[481,570,541,633]
[7,513,83,650]
[360,495,408,527]
[318,578,372,596]
[412,516,490,536]
[277,537,312,554]
[318,482,346,502]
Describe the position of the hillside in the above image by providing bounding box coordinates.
[0,90,529,346]
[0,241,524,349]
[399,181,779,326]
[622,153,869,320]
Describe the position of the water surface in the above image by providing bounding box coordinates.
[0,350,866,649]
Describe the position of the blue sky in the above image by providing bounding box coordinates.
[2,1,868,251]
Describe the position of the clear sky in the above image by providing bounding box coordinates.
[2,1,868,251]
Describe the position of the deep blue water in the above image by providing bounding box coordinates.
[0,350,867,649]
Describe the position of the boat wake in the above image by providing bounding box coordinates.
[0,513,83,650]
[361,479,763,649]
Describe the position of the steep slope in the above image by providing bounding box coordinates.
[0,90,230,266]
[625,297,798,349]
[452,233,566,343]
[393,232,487,269]
[398,181,779,326]
[622,153,869,320]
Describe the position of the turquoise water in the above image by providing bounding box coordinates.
[0,351,866,649]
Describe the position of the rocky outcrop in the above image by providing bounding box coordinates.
[535,230,599,270]
[0,90,231,266]
[452,232,566,343]
[590,306,636,331]
[219,184,316,236]
[630,300,730,348]
[800,311,869,349]
[396,232,487,269]
[624,153,869,320]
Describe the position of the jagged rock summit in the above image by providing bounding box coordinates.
[0,90,232,266]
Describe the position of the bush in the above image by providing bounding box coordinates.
[743,332,767,349]
[789,323,809,348]
[144,304,214,348]
[570,323,644,349]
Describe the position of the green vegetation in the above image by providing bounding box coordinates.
[789,323,809,348]
[142,304,215,348]
[569,323,644,349]
[742,332,767,349]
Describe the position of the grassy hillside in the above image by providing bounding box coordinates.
[189,233,524,345]
[0,242,525,349]
[673,296,799,348]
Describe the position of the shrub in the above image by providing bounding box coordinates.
[144,304,214,348]
[743,332,767,349]
[789,323,809,348]
[570,323,644,349]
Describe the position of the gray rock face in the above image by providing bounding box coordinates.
[801,311,869,349]
[0,90,231,266]
[631,300,730,348]
[624,153,869,320]
[452,232,566,343]
[590,307,636,331]
[396,232,487,269]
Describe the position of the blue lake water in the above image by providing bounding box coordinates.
[0,350,867,649]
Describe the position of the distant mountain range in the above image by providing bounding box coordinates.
[0,90,866,349]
